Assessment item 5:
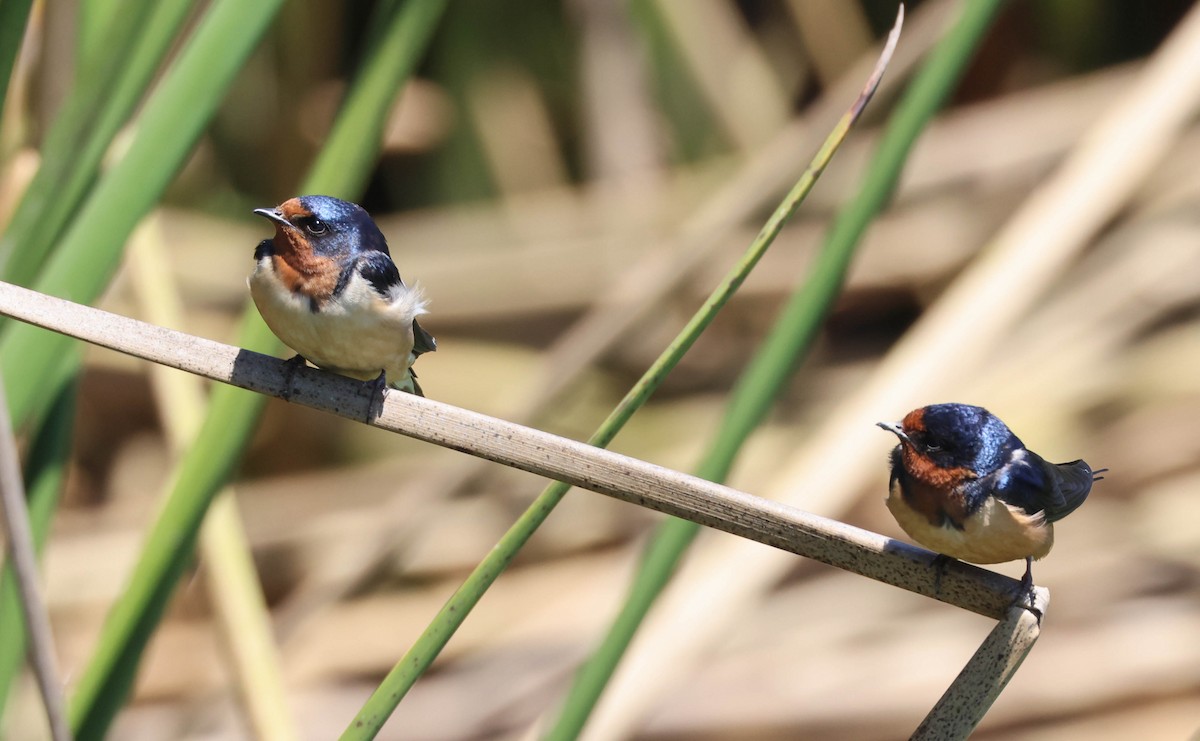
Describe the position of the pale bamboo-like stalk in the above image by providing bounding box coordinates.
[0,279,1031,621]
[126,216,297,741]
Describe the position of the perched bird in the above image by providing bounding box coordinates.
[249,195,435,402]
[877,403,1104,591]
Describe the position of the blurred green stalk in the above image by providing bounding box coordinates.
[0,0,33,131]
[64,3,448,739]
[78,0,127,70]
[0,0,273,734]
[0,0,278,434]
[0,2,192,287]
[338,11,904,739]
[0,0,291,734]
[546,2,1006,738]
[0,4,185,726]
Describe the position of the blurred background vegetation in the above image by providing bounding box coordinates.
[1,0,1198,738]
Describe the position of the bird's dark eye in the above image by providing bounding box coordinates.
[305,218,328,235]
[924,441,943,453]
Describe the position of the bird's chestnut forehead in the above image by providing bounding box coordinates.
[277,198,312,221]
[901,407,926,433]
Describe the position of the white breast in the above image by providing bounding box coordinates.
[249,262,426,384]
[885,480,1054,564]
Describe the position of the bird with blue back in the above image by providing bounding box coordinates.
[877,403,1105,594]
[249,195,435,408]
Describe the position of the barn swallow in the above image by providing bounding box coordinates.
[877,403,1105,593]
[249,195,436,407]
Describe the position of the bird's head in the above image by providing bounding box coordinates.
[253,195,390,260]
[877,403,1019,476]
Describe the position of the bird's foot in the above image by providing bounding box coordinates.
[1019,558,1033,594]
[280,355,309,402]
[363,370,389,422]
[1016,556,1042,619]
[930,554,955,596]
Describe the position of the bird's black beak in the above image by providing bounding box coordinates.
[253,207,290,228]
[876,421,909,443]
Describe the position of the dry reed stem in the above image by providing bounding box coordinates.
[914,600,1045,739]
[0,377,71,741]
[0,279,1033,621]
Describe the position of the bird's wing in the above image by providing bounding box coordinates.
[412,318,437,356]
[990,450,1096,522]
[389,366,424,397]
[1041,459,1097,523]
[353,250,403,298]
